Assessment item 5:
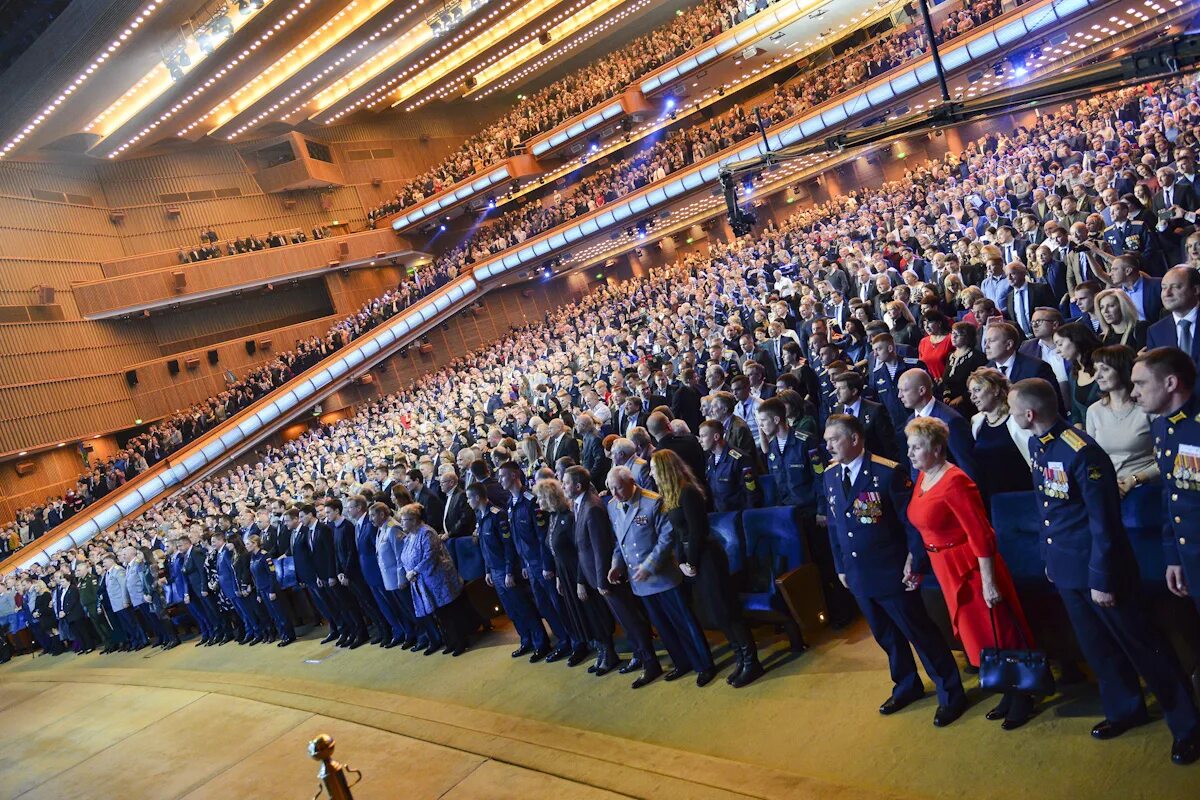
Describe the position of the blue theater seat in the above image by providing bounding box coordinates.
[708,512,743,575]
[740,506,805,614]
[450,536,486,582]
[989,491,1046,587]
[1121,483,1167,588]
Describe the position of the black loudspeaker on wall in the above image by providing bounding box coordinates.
[167,359,180,375]
[245,340,257,355]
[207,349,219,365]
[125,369,138,387]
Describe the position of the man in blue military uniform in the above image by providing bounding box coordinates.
[1102,200,1158,265]
[466,482,550,660]
[869,332,929,442]
[757,396,854,627]
[605,466,716,687]
[697,419,761,511]
[498,461,577,662]
[1132,347,1200,613]
[1010,377,1200,765]
[821,413,966,725]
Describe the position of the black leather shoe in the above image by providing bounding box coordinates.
[277,637,294,647]
[370,634,384,646]
[451,647,467,657]
[423,644,439,656]
[348,636,366,650]
[879,692,924,716]
[1092,715,1151,740]
[1000,694,1034,731]
[663,667,691,682]
[529,646,551,663]
[933,697,968,727]
[544,645,570,663]
[695,668,717,687]
[407,639,424,652]
[631,665,662,689]
[383,637,402,649]
[320,632,339,645]
[594,659,619,677]
[618,658,643,675]
[567,645,591,667]
[986,694,1013,722]
[1172,734,1200,765]
[511,643,534,658]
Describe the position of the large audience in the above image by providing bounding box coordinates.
[5,41,1200,766]
[177,225,333,264]
[1,261,452,554]
[366,0,1003,227]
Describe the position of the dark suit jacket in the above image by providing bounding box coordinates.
[574,490,618,591]
[837,399,897,461]
[1123,276,1163,322]
[307,522,339,582]
[545,433,581,466]
[442,489,476,538]
[581,432,611,489]
[1004,283,1055,337]
[1146,312,1200,390]
[181,545,209,596]
[991,353,1065,411]
[331,517,360,580]
[416,487,446,533]
[656,433,708,491]
[670,384,703,434]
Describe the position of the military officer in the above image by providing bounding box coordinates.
[246,534,295,646]
[821,413,967,725]
[758,396,854,626]
[466,482,550,660]
[869,332,929,436]
[1010,377,1200,765]
[498,461,576,662]
[697,420,761,511]
[605,466,716,687]
[1102,200,1157,263]
[1131,347,1200,611]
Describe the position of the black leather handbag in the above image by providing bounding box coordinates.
[979,604,1055,696]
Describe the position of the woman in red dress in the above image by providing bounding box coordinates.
[904,416,1038,730]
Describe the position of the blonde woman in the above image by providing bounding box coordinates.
[649,450,760,688]
[966,367,1033,501]
[1094,288,1148,350]
[885,299,919,348]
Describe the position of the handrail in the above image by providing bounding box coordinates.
[459,0,1096,284]
[1,274,480,572]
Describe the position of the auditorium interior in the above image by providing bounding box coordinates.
[3,0,1200,797]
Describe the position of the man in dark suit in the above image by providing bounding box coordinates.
[325,498,374,647]
[405,470,446,534]
[544,418,581,466]
[646,412,707,488]
[285,506,338,642]
[299,504,354,646]
[179,532,225,644]
[615,394,649,438]
[832,371,897,461]
[563,465,651,678]
[1153,166,1197,266]
[670,368,704,434]
[437,470,476,538]
[347,495,407,648]
[1145,267,1200,386]
[897,370,980,482]
[983,322,1065,411]
[1004,263,1055,339]
[712,391,759,471]
[576,412,612,490]
[1109,255,1163,322]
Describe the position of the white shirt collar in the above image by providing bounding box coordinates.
[844,452,866,485]
[915,398,936,418]
[1172,305,1199,325]
[997,353,1017,371]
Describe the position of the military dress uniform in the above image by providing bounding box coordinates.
[1102,219,1155,261]
[706,446,762,511]
[1029,421,1200,741]
[508,490,577,651]
[1152,395,1200,612]
[823,452,965,707]
[476,505,549,653]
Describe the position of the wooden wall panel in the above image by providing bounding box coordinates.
[0,442,100,523]
[0,258,107,320]
[0,374,138,455]
[0,320,159,384]
[148,281,335,355]
[95,147,257,208]
[0,196,125,261]
[323,264,407,315]
[0,161,105,205]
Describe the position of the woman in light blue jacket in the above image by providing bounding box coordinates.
[372,502,421,648]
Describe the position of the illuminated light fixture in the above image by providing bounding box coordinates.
[389,0,576,108]
[313,0,497,119]
[200,0,399,138]
[1,0,166,159]
[91,0,292,151]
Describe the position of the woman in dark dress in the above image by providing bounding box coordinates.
[941,322,988,417]
[533,478,614,667]
[649,450,763,688]
[966,368,1032,503]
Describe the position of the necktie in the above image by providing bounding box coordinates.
[1017,288,1030,334]
[1180,319,1194,354]
[842,466,852,499]
[1000,364,1009,377]
[621,502,630,514]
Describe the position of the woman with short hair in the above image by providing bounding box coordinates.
[967,367,1033,502]
[905,416,1037,729]
[398,502,471,656]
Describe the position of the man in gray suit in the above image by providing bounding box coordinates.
[605,467,716,687]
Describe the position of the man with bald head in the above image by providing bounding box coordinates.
[897,369,979,481]
[544,417,581,466]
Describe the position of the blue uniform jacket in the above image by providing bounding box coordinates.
[764,430,821,510]
[476,506,520,582]
[507,491,552,572]
[1152,396,1200,580]
[1028,421,1133,593]
[870,357,928,431]
[353,516,385,588]
[249,551,280,596]
[822,454,922,598]
[606,488,680,597]
[706,446,761,511]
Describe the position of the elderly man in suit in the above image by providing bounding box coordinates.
[285,506,340,645]
[438,469,476,539]
[544,417,581,466]
[983,322,1065,411]
[179,532,224,645]
[605,466,716,687]
[347,495,407,648]
[564,465,651,679]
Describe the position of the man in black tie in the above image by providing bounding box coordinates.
[438,469,476,538]
[832,371,897,461]
[1003,263,1053,339]
[1154,166,1197,266]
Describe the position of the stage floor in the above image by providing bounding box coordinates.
[0,619,1196,799]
